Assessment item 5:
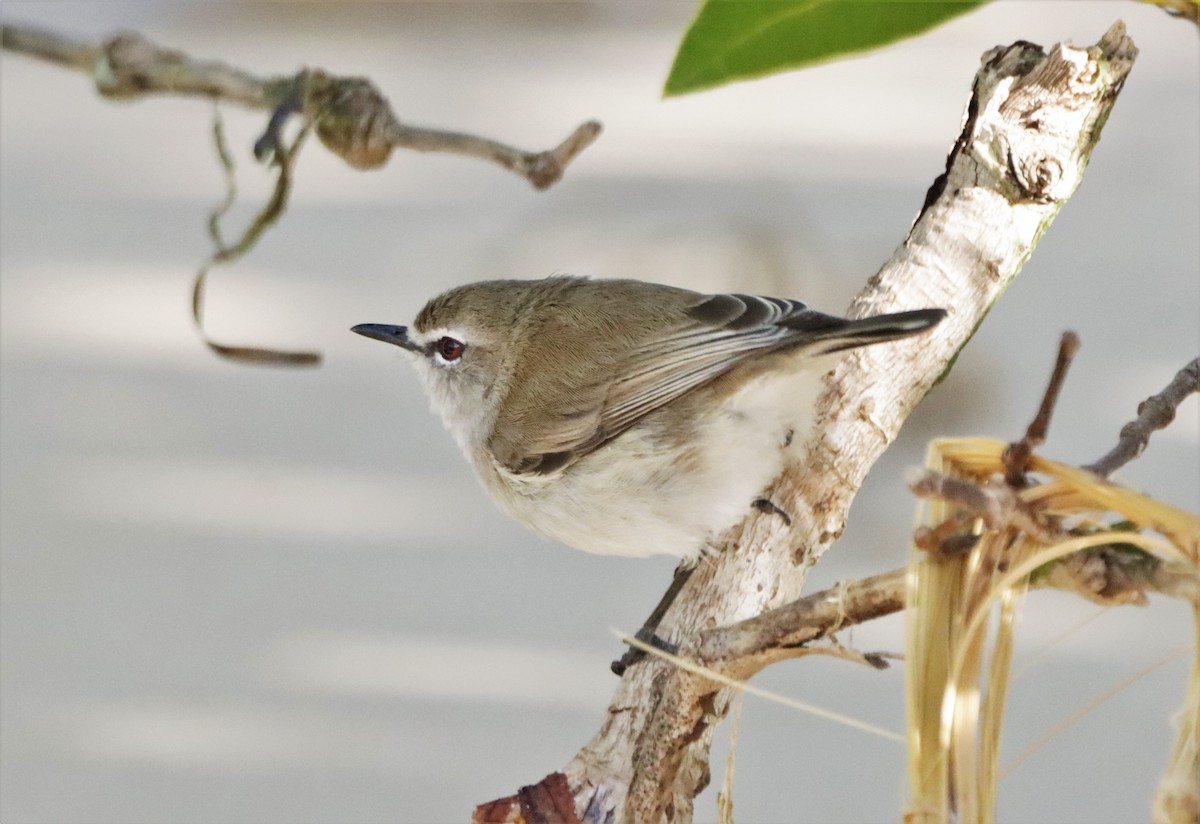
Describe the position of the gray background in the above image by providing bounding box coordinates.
[2,3,1197,823]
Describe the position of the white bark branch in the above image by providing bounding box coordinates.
[548,22,1138,824]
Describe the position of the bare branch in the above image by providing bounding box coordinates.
[691,548,1196,676]
[697,569,906,670]
[1,20,100,71]
[1085,357,1200,477]
[0,22,601,189]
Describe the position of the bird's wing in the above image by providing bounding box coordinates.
[596,294,852,442]
[489,293,851,476]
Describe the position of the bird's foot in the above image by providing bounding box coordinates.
[753,497,792,527]
[611,630,679,676]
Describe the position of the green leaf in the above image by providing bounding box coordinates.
[665,0,991,97]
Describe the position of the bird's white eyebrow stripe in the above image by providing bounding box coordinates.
[411,327,467,346]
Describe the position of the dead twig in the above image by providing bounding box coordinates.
[697,569,907,669]
[0,19,101,70]
[0,23,602,188]
[1084,357,1200,478]
[908,470,1056,544]
[687,546,1195,678]
[1003,331,1080,486]
[191,107,321,366]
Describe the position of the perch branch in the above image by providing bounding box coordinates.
[0,21,602,189]
[526,22,1138,824]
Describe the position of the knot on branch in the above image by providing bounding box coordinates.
[1010,153,1063,203]
[515,120,603,191]
[95,32,183,98]
[304,71,398,169]
[525,151,569,190]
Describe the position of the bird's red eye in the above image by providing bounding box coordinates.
[436,336,465,361]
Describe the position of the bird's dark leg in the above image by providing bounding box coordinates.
[610,562,696,676]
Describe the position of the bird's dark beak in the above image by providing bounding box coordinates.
[350,323,424,354]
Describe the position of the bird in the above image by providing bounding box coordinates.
[353,275,945,671]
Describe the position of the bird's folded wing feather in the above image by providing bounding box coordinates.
[490,293,841,476]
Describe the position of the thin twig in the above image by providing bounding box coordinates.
[1084,357,1200,477]
[909,470,1056,543]
[698,569,907,666]
[1003,331,1080,486]
[1,20,100,70]
[0,22,601,188]
[693,545,1196,674]
[624,629,907,743]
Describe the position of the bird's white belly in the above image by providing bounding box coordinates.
[481,369,823,561]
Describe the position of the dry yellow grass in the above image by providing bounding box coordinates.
[904,437,1199,824]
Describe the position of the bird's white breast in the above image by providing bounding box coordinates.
[473,366,828,561]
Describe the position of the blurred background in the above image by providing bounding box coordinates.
[1,3,1196,823]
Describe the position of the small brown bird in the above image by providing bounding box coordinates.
[354,275,944,669]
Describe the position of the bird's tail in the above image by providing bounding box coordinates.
[800,308,947,354]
